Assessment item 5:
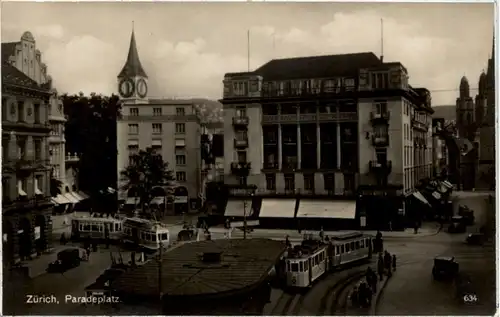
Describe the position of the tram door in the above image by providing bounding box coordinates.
[308,258,313,284]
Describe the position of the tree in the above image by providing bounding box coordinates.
[120,147,175,212]
[62,93,121,196]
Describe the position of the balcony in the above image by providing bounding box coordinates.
[371,135,389,147]
[232,116,249,127]
[262,112,357,124]
[369,160,392,175]
[15,159,50,172]
[411,118,429,132]
[234,138,249,148]
[231,162,251,176]
[370,111,390,123]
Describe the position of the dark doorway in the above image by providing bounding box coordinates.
[19,218,32,260]
[174,187,189,215]
[34,215,46,254]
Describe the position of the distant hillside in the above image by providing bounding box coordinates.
[191,98,223,123]
[433,105,455,121]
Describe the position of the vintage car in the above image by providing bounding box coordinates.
[448,216,467,233]
[466,233,485,245]
[47,248,83,273]
[432,256,459,281]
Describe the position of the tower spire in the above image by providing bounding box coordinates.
[118,25,148,78]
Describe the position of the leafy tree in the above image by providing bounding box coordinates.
[120,147,175,212]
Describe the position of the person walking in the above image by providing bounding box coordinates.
[60,232,67,245]
[392,254,397,271]
[377,255,384,281]
[351,286,359,307]
[384,251,392,277]
[285,235,291,248]
[319,226,325,241]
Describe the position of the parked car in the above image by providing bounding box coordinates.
[466,233,485,245]
[432,256,459,281]
[448,216,466,233]
[47,248,83,273]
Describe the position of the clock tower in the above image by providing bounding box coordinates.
[117,26,148,104]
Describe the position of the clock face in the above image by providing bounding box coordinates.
[137,78,148,98]
[119,78,135,98]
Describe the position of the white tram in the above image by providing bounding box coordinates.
[122,217,170,250]
[284,231,372,288]
[71,216,123,241]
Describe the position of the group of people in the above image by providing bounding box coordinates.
[377,250,396,280]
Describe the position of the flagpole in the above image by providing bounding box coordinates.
[247,30,250,72]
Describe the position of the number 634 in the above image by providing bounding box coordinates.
[463,294,478,303]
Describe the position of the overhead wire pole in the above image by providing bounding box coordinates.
[247,29,250,72]
[380,18,384,62]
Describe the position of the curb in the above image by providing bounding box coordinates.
[369,274,391,315]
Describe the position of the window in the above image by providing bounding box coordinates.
[161,233,168,241]
[129,108,139,116]
[176,171,186,182]
[374,101,387,114]
[2,177,10,201]
[3,137,9,161]
[324,173,334,191]
[153,108,162,116]
[291,262,299,272]
[233,81,248,96]
[371,72,389,89]
[236,107,247,117]
[17,101,25,122]
[304,174,315,191]
[375,148,387,163]
[341,245,345,253]
[266,174,276,190]
[176,107,185,116]
[34,139,42,160]
[373,125,388,138]
[33,103,40,123]
[284,174,295,191]
[128,124,139,134]
[236,130,247,141]
[152,123,162,134]
[17,138,26,160]
[360,240,365,248]
[176,155,186,165]
[237,150,247,163]
[304,260,309,271]
[346,243,350,252]
[175,123,185,134]
[355,241,360,249]
[239,176,247,186]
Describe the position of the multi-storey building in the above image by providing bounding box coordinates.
[2,31,54,265]
[116,29,202,214]
[221,52,433,229]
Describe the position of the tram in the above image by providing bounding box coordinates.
[122,217,170,251]
[284,231,372,288]
[71,216,123,241]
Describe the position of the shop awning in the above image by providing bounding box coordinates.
[71,191,85,201]
[432,191,442,200]
[224,200,253,217]
[77,191,90,200]
[413,191,431,206]
[51,194,71,205]
[259,199,296,218]
[442,180,453,189]
[63,192,80,204]
[297,200,356,219]
[150,196,165,205]
[125,197,140,205]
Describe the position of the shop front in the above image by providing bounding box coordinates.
[357,185,405,231]
[174,187,189,215]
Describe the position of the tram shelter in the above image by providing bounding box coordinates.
[111,239,286,315]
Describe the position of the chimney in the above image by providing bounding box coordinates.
[380,55,384,63]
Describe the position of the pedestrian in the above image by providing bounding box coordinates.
[225,218,231,229]
[376,230,382,240]
[86,246,91,260]
[350,286,359,307]
[324,235,330,242]
[377,255,384,281]
[384,251,392,277]
[319,226,325,241]
[392,254,397,271]
[60,232,67,245]
[414,222,419,234]
[388,220,393,231]
[285,235,291,248]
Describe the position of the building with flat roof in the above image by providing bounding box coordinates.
[220,52,433,229]
[116,29,203,213]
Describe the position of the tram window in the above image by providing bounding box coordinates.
[84,223,91,231]
[79,224,84,231]
[151,234,157,242]
[341,245,345,253]
[90,223,97,231]
[115,223,120,231]
[350,242,355,250]
[299,262,304,272]
[287,261,291,271]
[346,244,350,252]
[366,238,370,247]
[335,246,340,254]
[291,263,299,272]
[315,255,319,265]
[355,241,360,249]
[161,233,168,241]
[304,260,309,271]
[360,240,364,248]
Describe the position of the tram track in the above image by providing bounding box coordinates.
[320,268,367,315]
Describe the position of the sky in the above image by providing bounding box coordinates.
[1,2,494,105]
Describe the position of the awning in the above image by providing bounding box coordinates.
[125,197,140,205]
[34,178,43,195]
[152,139,162,146]
[128,140,139,146]
[17,180,27,197]
[259,199,296,218]
[412,191,431,206]
[63,192,80,204]
[71,191,85,201]
[224,200,253,217]
[175,139,186,147]
[297,200,356,219]
[150,196,165,205]
[77,191,90,200]
[442,181,453,189]
[432,191,442,200]
[51,194,71,205]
